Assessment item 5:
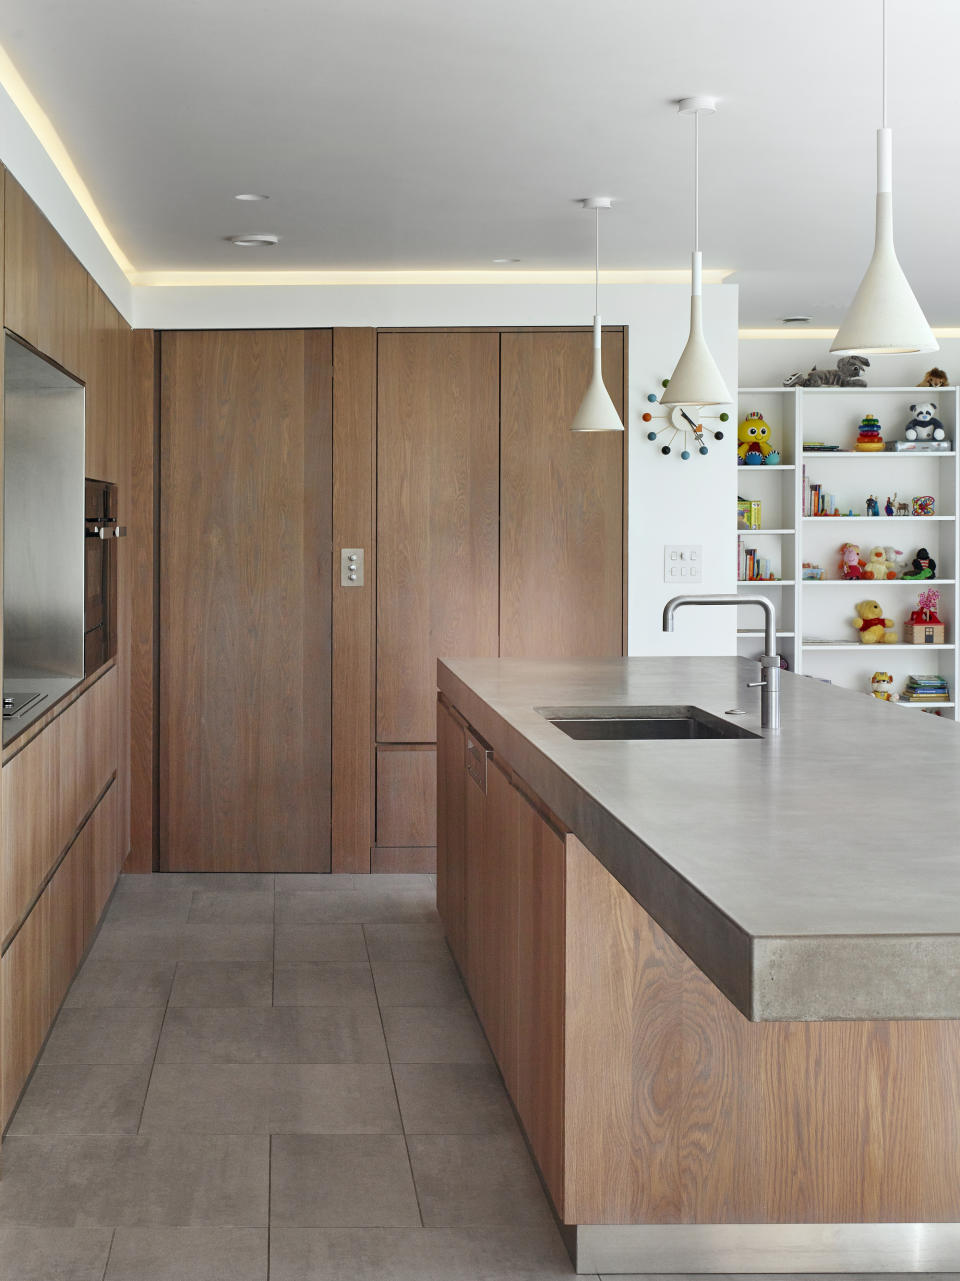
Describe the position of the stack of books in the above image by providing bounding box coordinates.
[901,675,950,704]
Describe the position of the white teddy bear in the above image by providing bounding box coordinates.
[904,402,947,441]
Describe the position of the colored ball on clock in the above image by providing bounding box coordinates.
[661,378,670,388]
[661,445,671,455]
[719,412,729,422]
[642,412,652,422]
[699,446,709,455]
[646,431,657,441]
[647,393,657,403]
[681,450,691,460]
[714,430,724,440]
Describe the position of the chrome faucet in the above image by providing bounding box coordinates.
[662,594,781,732]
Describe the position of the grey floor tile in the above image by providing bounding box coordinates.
[276,889,439,925]
[106,1227,268,1281]
[269,1224,579,1280]
[140,1063,402,1134]
[178,924,275,963]
[275,874,357,892]
[169,961,273,1008]
[275,924,368,964]
[393,1063,518,1135]
[105,887,194,924]
[407,1132,553,1226]
[0,1135,269,1226]
[363,923,450,963]
[187,891,275,924]
[157,1006,387,1064]
[273,963,377,1007]
[84,923,184,963]
[7,1066,152,1136]
[382,1004,491,1064]
[372,958,466,1007]
[0,1226,114,1281]
[128,873,275,893]
[40,1008,165,1065]
[368,874,437,892]
[270,1135,420,1227]
[64,960,176,1008]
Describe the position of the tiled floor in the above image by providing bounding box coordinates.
[1,876,946,1281]
[0,873,584,1280]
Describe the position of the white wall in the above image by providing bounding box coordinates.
[0,86,132,320]
[739,335,960,392]
[136,281,740,657]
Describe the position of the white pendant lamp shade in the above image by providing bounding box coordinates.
[830,129,937,355]
[571,198,624,433]
[660,251,732,407]
[660,98,731,410]
[571,316,624,432]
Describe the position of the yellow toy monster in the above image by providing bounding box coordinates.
[737,411,780,465]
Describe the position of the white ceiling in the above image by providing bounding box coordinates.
[1,0,958,325]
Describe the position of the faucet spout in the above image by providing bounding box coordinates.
[662,593,780,733]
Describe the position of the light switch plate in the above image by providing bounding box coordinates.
[663,544,703,584]
[340,548,364,587]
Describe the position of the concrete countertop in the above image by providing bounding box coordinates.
[438,655,960,1022]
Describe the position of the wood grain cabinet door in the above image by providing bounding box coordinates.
[500,330,625,658]
[159,329,332,873]
[376,331,500,744]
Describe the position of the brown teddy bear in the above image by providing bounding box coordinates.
[853,600,898,643]
[918,368,949,388]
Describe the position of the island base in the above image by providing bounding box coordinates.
[567,1222,960,1274]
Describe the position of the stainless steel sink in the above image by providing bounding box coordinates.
[538,705,760,741]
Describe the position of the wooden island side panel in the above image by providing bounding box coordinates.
[564,835,960,1225]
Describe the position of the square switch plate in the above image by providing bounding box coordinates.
[663,544,703,584]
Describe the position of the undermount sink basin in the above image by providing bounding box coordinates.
[538,705,760,741]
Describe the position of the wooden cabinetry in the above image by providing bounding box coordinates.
[376,330,625,872]
[436,695,565,1211]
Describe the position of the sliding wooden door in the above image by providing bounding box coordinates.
[159,330,332,872]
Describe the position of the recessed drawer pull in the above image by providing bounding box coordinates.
[464,734,491,793]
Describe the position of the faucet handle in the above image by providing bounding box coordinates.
[746,679,767,689]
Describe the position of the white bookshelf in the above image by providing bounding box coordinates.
[737,386,960,719]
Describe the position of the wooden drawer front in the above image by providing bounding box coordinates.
[2,669,118,942]
[1,783,118,1127]
[376,747,437,848]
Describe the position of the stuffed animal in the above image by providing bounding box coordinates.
[737,411,780,465]
[839,542,866,579]
[902,547,937,579]
[871,671,898,701]
[853,600,898,644]
[783,355,870,388]
[919,368,949,388]
[904,402,946,441]
[884,546,906,576]
[863,546,897,580]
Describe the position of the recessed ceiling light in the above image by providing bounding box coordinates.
[235,193,270,201]
[226,233,279,247]
[782,315,812,324]
[493,258,521,264]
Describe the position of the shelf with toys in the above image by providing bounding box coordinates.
[737,383,959,717]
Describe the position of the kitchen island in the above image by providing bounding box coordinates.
[436,656,960,1274]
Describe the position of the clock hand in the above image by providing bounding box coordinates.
[679,409,700,431]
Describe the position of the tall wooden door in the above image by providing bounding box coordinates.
[500,330,625,657]
[159,330,332,872]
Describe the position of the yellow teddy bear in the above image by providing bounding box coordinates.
[853,600,898,644]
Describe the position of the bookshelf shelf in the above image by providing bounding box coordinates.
[738,385,960,719]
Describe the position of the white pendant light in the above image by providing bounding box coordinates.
[660,97,731,409]
[570,197,624,433]
[831,0,936,356]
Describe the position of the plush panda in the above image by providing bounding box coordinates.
[904,402,947,441]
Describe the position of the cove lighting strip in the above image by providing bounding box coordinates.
[129,268,734,288]
[740,328,960,340]
[0,40,135,276]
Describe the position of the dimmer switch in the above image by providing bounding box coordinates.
[340,548,364,587]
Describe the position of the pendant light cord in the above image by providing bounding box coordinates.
[694,109,700,252]
[882,0,887,127]
[595,206,600,314]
